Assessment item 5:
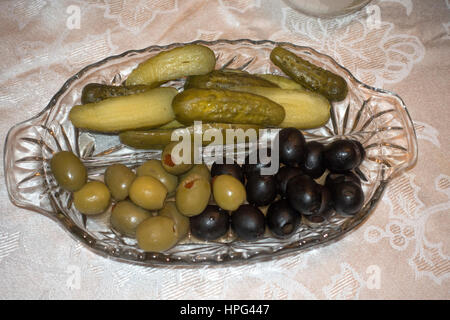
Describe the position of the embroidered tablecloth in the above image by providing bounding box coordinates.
[1,0,449,299]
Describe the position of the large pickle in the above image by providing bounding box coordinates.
[172,88,285,126]
[69,87,177,132]
[230,86,331,129]
[125,44,216,86]
[119,123,261,149]
[184,69,278,90]
[81,83,158,104]
[270,47,348,101]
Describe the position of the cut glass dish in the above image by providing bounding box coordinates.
[4,40,418,266]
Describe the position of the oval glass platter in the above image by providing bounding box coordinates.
[4,39,418,266]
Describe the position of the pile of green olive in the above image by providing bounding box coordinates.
[50,128,366,253]
[51,140,242,252]
[50,147,195,252]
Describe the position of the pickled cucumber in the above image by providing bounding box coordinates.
[270,47,348,101]
[119,123,261,149]
[120,129,174,150]
[69,87,177,133]
[256,74,305,90]
[172,88,285,126]
[80,83,158,104]
[230,86,331,129]
[125,44,216,86]
[184,69,278,90]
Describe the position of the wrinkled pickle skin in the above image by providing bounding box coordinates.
[229,86,331,129]
[184,69,279,90]
[270,46,348,102]
[81,83,158,104]
[173,88,285,126]
[125,44,216,86]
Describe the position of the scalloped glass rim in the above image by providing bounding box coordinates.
[4,39,418,266]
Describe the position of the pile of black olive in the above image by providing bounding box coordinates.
[190,127,366,241]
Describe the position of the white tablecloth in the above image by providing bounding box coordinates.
[1,0,449,299]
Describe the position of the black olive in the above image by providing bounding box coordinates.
[231,204,266,240]
[190,205,230,241]
[318,185,333,215]
[323,139,365,173]
[351,139,366,167]
[325,171,361,188]
[330,181,364,216]
[246,173,277,206]
[303,185,333,224]
[266,199,301,238]
[278,127,306,166]
[275,166,303,197]
[301,141,325,179]
[243,148,274,178]
[286,174,322,215]
[211,159,244,183]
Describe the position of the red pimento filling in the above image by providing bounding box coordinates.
[164,154,176,167]
[184,179,198,189]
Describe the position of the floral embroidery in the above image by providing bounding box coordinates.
[101,0,178,34]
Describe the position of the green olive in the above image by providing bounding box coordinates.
[175,175,211,217]
[104,164,136,201]
[129,176,167,210]
[50,151,87,191]
[179,163,211,184]
[212,174,246,211]
[158,201,189,240]
[136,159,178,195]
[73,181,111,215]
[110,200,152,237]
[161,142,194,175]
[135,216,178,252]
